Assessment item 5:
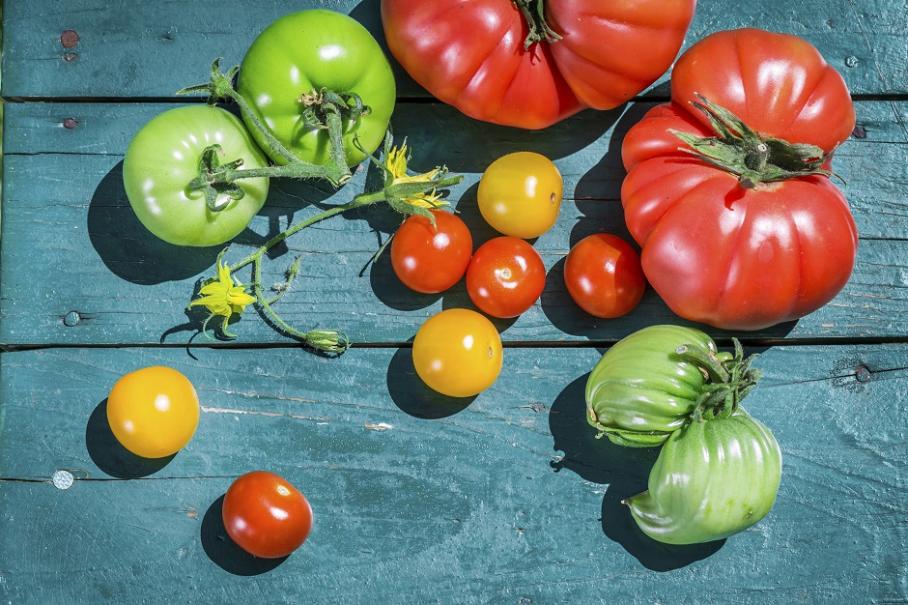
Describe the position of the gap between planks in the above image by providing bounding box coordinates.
[1,335,908,353]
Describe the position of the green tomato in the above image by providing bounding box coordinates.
[626,408,782,545]
[586,325,729,447]
[238,10,396,167]
[123,105,269,247]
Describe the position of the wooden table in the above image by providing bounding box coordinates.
[1,1,906,603]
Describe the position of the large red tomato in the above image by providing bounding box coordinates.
[381,0,696,129]
[621,29,858,331]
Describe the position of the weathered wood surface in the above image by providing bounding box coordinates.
[3,0,907,99]
[0,345,906,604]
[2,0,907,603]
[1,100,906,345]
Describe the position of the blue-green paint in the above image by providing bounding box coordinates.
[0,346,906,603]
[2,0,905,98]
[1,1,907,603]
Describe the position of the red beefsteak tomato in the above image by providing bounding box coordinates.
[381,0,696,129]
[621,29,858,330]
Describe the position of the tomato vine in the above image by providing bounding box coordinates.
[179,60,463,352]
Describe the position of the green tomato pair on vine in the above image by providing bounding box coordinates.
[123,9,396,248]
[586,325,783,545]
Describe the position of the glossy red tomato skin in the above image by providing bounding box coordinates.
[381,0,578,129]
[222,471,313,559]
[623,162,857,330]
[564,234,646,319]
[381,0,694,129]
[620,29,858,331]
[546,0,696,109]
[466,237,546,318]
[391,210,473,294]
[671,28,856,153]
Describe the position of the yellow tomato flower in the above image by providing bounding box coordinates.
[189,260,256,337]
[385,142,449,209]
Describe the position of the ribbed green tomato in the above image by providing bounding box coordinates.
[626,408,782,545]
[123,105,269,247]
[586,325,736,447]
[238,10,396,167]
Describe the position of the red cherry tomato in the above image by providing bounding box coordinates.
[564,234,646,318]
[391,210,473,294]
[222,471,313,559]
[466,237,546,318]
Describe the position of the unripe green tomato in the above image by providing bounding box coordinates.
[123,105,270,247]
[585,325,724,447]
[626,408,782,545]
[238,10,396,167]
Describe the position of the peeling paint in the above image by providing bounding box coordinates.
[365,422,394,432]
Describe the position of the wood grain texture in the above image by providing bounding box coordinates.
[2,0,906,99]
[1,1,907,602]
[1,100,906,345]
[0,345,905,604]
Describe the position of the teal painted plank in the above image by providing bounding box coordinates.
[2,0,906,99]
[0,345,906,603]
[1,101,907,345]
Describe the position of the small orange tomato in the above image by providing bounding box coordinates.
[106,366,200,458]
[478,152,563,239]
[412,309,503,397]
[564,234,646,318]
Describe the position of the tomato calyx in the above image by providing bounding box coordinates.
[675,338,762,422]
[190,144,260,212]
[513,0,562,49]
[672,95,838,189]
[299,88,371,129]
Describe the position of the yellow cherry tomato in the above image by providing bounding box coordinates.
[478,151,563,239]
[412,309,503,397]
[106,366,200,458]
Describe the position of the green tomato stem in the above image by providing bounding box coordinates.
[676,343,730,383]
[190,161,339,189]
[219,85,351,187]
[226,171,462,273]
[180,59,353,188]
[251,256,349,353]
[222,86,299,165]
[323,104,352,185]
[229,196,380,273]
